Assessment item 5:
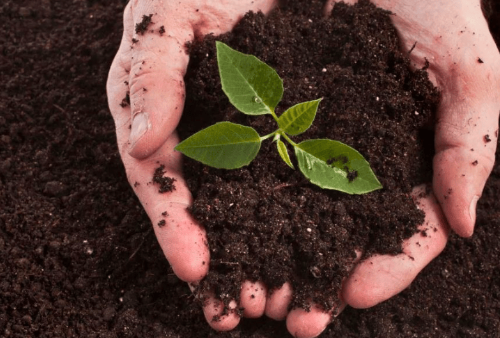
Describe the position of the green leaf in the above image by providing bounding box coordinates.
[278,99,321,136]
[216,41,283,115]
[277,139,294,169]
[175,122,261,169]
[294,139,382,194]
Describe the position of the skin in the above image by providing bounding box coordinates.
[107,0,500,337]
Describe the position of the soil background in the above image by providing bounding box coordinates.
[0,0,500,337]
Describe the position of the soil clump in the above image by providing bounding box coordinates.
[179,0,439,312]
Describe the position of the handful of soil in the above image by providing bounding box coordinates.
[177,0,439,311]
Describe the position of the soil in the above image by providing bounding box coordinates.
[0,1,499,338]
[180,0,439,312]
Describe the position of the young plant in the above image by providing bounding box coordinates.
[175,42,382,194]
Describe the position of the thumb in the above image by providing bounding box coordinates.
[127,12,193,159]
[433,61,500,237]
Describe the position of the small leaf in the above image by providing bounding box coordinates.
[216,41,283,115]
[175,122,261,169]
[277,139,294,169]
[278,99,321,136]
[295,139,382,194]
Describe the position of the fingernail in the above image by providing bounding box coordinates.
[469,195,479,223]
[129,113,150,147]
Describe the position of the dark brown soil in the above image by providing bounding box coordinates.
[135,14,153,35]
[0,0,499,337]
[153,165,176,194]
[179,0,439,311]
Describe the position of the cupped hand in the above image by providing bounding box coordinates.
[326,0,500,238]
[292,0,500,331]
[106,0,290,333]
[289,0,500,337]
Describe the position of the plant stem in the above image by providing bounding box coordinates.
[260,130,278,142]
[280,132,298,147]
[270,111,280,124]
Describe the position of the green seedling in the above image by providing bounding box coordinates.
[175,41,382,194]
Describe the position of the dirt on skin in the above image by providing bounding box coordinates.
[0,0,499,337]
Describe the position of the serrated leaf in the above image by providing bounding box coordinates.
[295,139,382,194]
[175,122,261,169]
[277,139,294,169]
[278,99,321,136]
[216,41,283,115]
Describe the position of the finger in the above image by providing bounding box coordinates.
[433,106,498,237]
[286,302,343,338]
[123,131,209,282]
[283,248,363,337]
[284,251,363,338]
[127,2,193,159]
[240,280,267,318]
[203,296,240,332]
[153,200,209,282]
[107,2,134,131]
[433,63,500,237]
[427,0,500,237]
[191,0,279,37]
[342,185,450,308]
[106,4,208,282]
[265,282,293,321]
[125,0,279,159]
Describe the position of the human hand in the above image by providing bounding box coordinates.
[106,0,292,333]
[287,0,500,337]
[325,0,500,238]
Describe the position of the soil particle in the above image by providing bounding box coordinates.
[18,7,31,17]
[327,155,348,165]
[159,25,165,36]
[473,160,479,166]
[102,307,116,321]
[135,14,153,35]
[478,57,484,63]
[152,164,176,193]
[444,188,453,200]
[158,220,166,228]
[347,169,358,182]
[43,181,68,197]
[0,159,12,175]
[120,92,130,107]
[485,134,491,142]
